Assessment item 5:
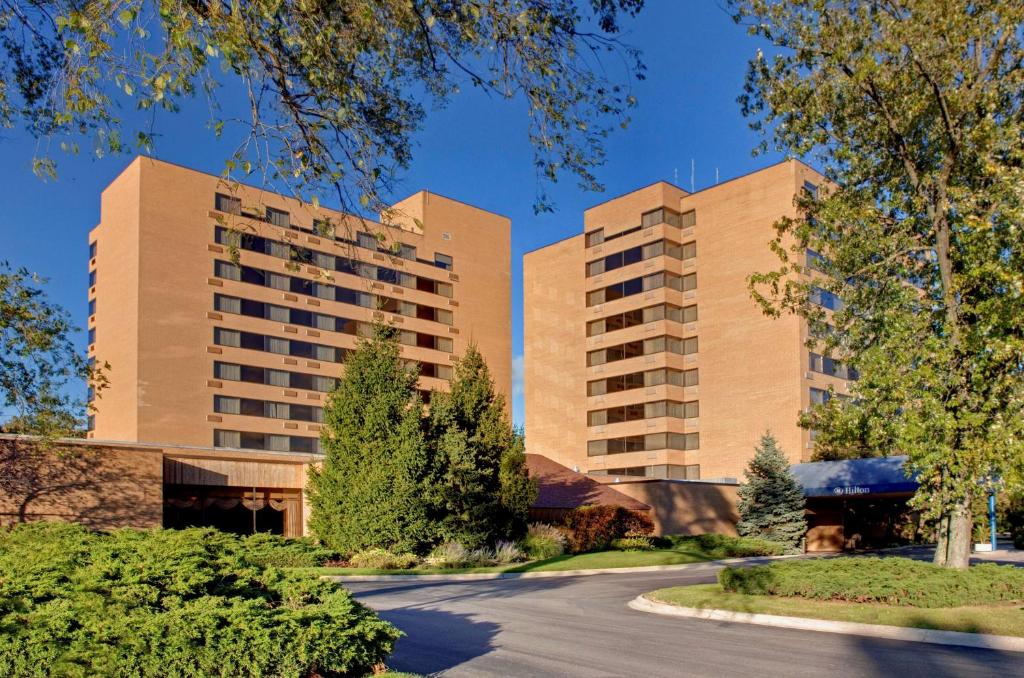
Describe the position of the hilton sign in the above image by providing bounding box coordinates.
[832,486,871,496]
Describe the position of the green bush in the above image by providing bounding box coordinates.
[611,536,655,551]
[349,548,419,570]
[0,523,401,677]
[718,557,1024,607]
[522,523,567,560]
[562,506,654,554]
[667,534,785,558]
[240,532,339,568]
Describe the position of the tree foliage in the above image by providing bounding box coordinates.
[736,433,806,553]
[0,262,104,436]
[306,324,433,555]
[736,0,1024,568]
[1,0,644,213]
[0,522,400,677]
[426,344,536,547]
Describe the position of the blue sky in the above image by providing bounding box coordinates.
[0,3,782,426]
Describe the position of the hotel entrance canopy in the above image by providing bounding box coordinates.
[790,455,918,498]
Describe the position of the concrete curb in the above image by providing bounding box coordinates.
[321,554,801,583]
[628,594,1024,653]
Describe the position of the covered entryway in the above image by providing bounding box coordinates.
[791,456,919,552]
[163,485,300,536]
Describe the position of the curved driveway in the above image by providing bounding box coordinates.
[348,564,1023,677]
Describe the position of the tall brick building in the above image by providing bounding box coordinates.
[87,157,512,452]
[524,160,852,482]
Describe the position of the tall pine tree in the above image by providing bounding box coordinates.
[426,345,537,547]
[307,325,434,555]
[736,433,807,553]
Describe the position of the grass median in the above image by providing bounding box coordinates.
[646,557,1024,637]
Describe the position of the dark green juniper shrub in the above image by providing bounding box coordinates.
[0,522,400,677]
[240,532,339,568]
[664,534,785,558]
[719,557,1024,607]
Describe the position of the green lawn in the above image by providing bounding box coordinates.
[647,584,1024,637]
[299,543,736,576]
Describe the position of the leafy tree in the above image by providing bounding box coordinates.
[0,262,104,437]
[736,433,807,553]
[737,0,1024,568]
[426,344,536,547]
[1,0,644,213]
[306,324,434,555]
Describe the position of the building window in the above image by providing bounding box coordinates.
[87,328,95,345]
[803,180,818,197]
[88,241,97,259]
[641,207,684,229]
[215,193,242,215]
[810,287,843,311]
[807,249,828,271]
[357,231,378,250]
[88,299,96,316]
[214,429,320,453]
[266,207,290,228]
[585,229,604,247]
[809,352,858,380]
[214,395,241,415]
[680,210,696,228]
[87,414,95,431]
[586,432,699,457]
[214,260,241,281]
[434,253,454,270]
[88,270,96,287]
[810,387,830,406]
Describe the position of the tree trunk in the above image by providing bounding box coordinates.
[934,492,973,569]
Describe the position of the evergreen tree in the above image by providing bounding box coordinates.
[426,345,537,547]
[736,433,807,552]
[307,325,434,555]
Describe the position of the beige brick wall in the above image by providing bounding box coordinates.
[90,157,511,447]
[525,160,833,482]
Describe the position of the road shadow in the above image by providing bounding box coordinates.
[377,607,500,675]
[849,633,1024,677]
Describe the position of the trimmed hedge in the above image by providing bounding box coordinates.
[663,534,785,558]
[563,506,654,554]
[719,557,1024,607]
[0,523,400,677]
[240,532,339,568]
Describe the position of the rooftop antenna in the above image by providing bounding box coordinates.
[690,159,695,192]
[673,167,679,186]
[716,167,720,184]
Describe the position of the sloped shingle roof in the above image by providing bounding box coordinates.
[525,454,650,511]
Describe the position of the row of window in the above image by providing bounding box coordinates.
[213,327,454,380]
[214,294,453,352]
[587,367,698,396]
[586,272,696,307]
[215,361,337,392]
[213,429,320,453]
[214,260,454,325]
[214,227,454,297]
[584,207,696,248]
[214,395,324,423]
[585,239,696,277]
[587,432,700,457]
[587,335,698,367]
[587,303,697,337]
[809,352,858,380]
[587,400,699,426]
[810,386,852,406]
[589,464,700,480]
[214,194,454,270]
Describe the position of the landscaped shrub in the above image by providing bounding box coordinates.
[0,522,401,677]
[562,506,654,554]
[240,532,339,568]
[611,536,655,551]
[493,540,527,564]
[718,557,1024,607]
[522,522,568,560]
[668,534,785,558]
[349,547,419,570]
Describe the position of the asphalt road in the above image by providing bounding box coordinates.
[347,565,1024,678]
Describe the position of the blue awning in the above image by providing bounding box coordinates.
[790,456,918,498]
